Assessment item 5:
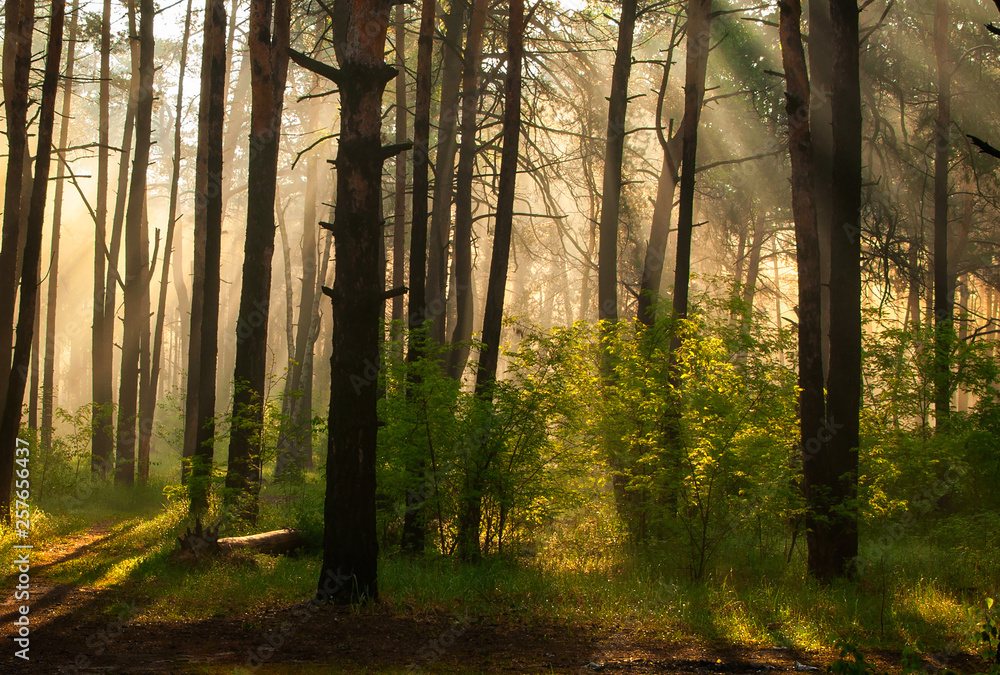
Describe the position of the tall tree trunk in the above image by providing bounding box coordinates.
[299,231,333,472]
[446,0,488,381]
[115,0,155,487]
[771,235,785,365]
[287,0,402,603]
[224,0,290,519]
[275,153,319,480]
[92,0,114,477]
[399,0,436,555]
[597,0,638,327]
[137,201,153,484]
[0,0,64,521]
[778,0,828,584]
[637,17,683,327]
[808,0,833,383]
[905,223,921,326]
[41,0,80,452]
[186,0,227,513]
[741,216,765,312]
[669,0,713,355]
[29,299,40,430]
[392,4,408,332]
[425,0,468,344]
[957,276,969,411]
[932,0,952,430]
[456,0,524,562]
[100,0,141,482]
[815,0,861,580]
[0,0,35,411]
[148,0,194,483]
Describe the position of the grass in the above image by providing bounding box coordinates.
[1,474,996,668]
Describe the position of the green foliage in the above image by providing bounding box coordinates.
[828,639,888,675]
[980,598,1000,666]
[593,286,799,578]
[377,324,599,555]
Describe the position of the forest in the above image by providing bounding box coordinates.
[2,0,1000,671]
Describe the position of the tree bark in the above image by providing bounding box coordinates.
[425,0,468,344]
[815,0,861,580]
[808,0,833,383]
[0,0,35,413]
[446,0,489,381]
[597,0,638,326]
[275,153,319,480]
[392,4,408,331]
[637,17,684,327]
[0,0,64,520]
[400,0,436,555]
[224,0,290,520]
[778,0,829,584]
[456,0,524,562]
[932,0,952,430]
[41,0,80,452]
[115,0,155,487]
[91,0,114,477]
[144,0,194,485]
[741,216,765,312]
[669,0,713,356]
[185,0,227,514]
[288,0,401,603]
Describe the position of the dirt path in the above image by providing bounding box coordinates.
[1,524,986,673]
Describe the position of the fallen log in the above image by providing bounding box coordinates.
[177,519,304,558]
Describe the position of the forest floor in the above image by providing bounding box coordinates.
[1,521,991,674]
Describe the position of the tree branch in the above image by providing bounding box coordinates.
[288,47,342,84]
[968,134,1000,159]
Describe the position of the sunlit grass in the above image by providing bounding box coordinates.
[5,474,997,665]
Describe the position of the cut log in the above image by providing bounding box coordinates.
[217,528,304,554]
[177,518,304,558]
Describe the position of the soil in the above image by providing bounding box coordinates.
[1,524,989,674]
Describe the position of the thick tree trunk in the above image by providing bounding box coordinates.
[932,0,952,430]
[224,0,290,520]
[115,0,155,487]
[808,0,833,383]
[41,0,80,452]
[778,0,829,584]
[0,0,64,521]
[446,0,488,381]
[0,0,35,412]
[814,0,861,580]
[669,0,713,355]
[185,0,227,514]
[456,0,524,562]
[597,0,638,326]
[425,0,468,344]
[287,0,401,603]
[92,0,114,477]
